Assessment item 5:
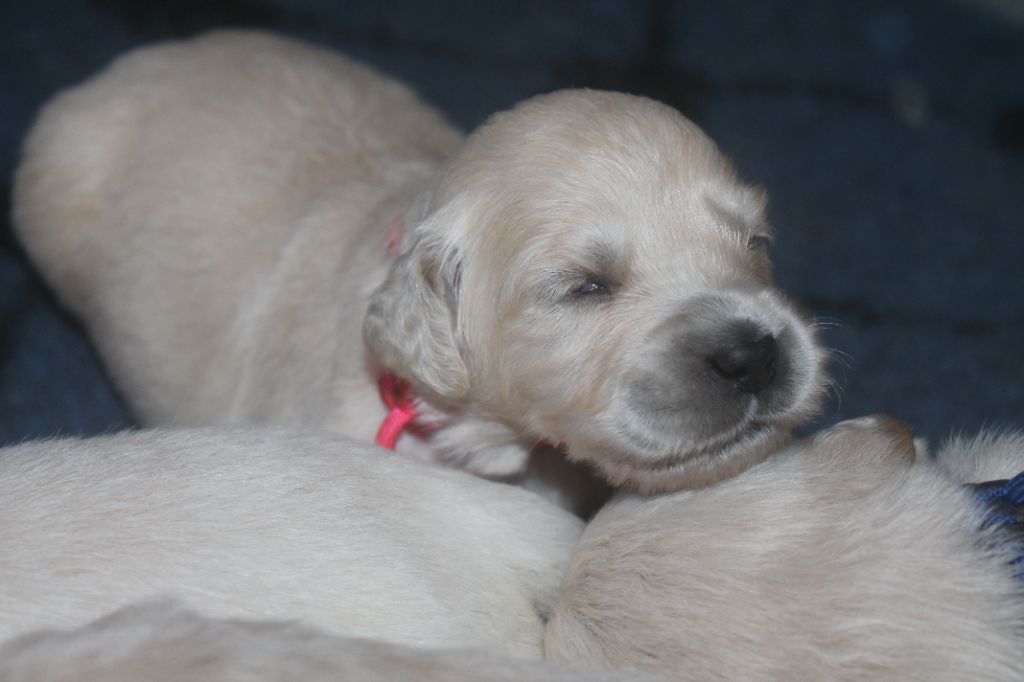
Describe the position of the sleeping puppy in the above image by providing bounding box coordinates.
[545,417,1024,681]
[0,602,667,682]
[0,428,582,655]
[14,30,825,494]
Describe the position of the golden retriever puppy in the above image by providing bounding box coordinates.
[545,417,1024,680]
[0,428,582,656]
[14,30,825,493]
[0,602,667,682]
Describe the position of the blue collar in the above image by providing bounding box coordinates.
[971,471,1024,579]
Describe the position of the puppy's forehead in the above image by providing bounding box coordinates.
[482,92,765,237]
[506,169,764,267]
[450,91,770,279]
[450,90,733,195]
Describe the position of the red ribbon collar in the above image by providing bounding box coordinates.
[374,374,422,449]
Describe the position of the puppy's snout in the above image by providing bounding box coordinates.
[707,332,778,395]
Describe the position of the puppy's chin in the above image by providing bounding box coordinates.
[568,420,795,494]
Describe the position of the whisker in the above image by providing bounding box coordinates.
[825,347,855,369]
[812,315,845,329]
[825,378,845,410]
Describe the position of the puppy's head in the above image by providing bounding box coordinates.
[365,90,826,492]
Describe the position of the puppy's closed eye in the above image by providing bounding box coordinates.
[746,234,773,251]
[569,277,614,299]
[538,267,617,304]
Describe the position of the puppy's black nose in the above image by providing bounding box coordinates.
[707,333,778,395]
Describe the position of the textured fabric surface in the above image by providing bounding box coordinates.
[2,0,1022,444]
[972,471,1024,578]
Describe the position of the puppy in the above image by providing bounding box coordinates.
[545,417,1024,680]
[14,30,825,493]
[0,428,582,655]
[0,601,667,682]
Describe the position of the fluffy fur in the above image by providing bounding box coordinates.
[545,418,1024,680]
[0,428,582,655]
[934,429,1024,483]
[14,30,825,494]
[0,601,666,682]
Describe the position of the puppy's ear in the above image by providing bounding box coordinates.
[363,234,469,401]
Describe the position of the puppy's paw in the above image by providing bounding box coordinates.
[814,415,918,467]
[429,416,533,477]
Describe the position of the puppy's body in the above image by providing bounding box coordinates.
[545,419,1024,680]
[0,428,582,654]
[14,31,453,454]
[15,31,824,492]
[0,602,667,682]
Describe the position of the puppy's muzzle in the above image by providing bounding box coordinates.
[623,290,819,444]
[575,288,823,491]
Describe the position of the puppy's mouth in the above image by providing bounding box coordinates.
[583,413,794,494]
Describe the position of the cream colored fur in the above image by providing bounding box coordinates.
[0,428,582,656]
[0,602,666,682]
[545,417,1024,680]
[934,429,1024,483]
[14,30,825,494]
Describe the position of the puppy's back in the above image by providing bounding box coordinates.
[0,428,581,656]
[12,31,461,424]
[14,30,458,312]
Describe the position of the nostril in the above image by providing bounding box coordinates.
[707,333,779,395]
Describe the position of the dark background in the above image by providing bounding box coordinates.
[2,0,1022,447]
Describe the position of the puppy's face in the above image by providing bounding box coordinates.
[366,90,825,492]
